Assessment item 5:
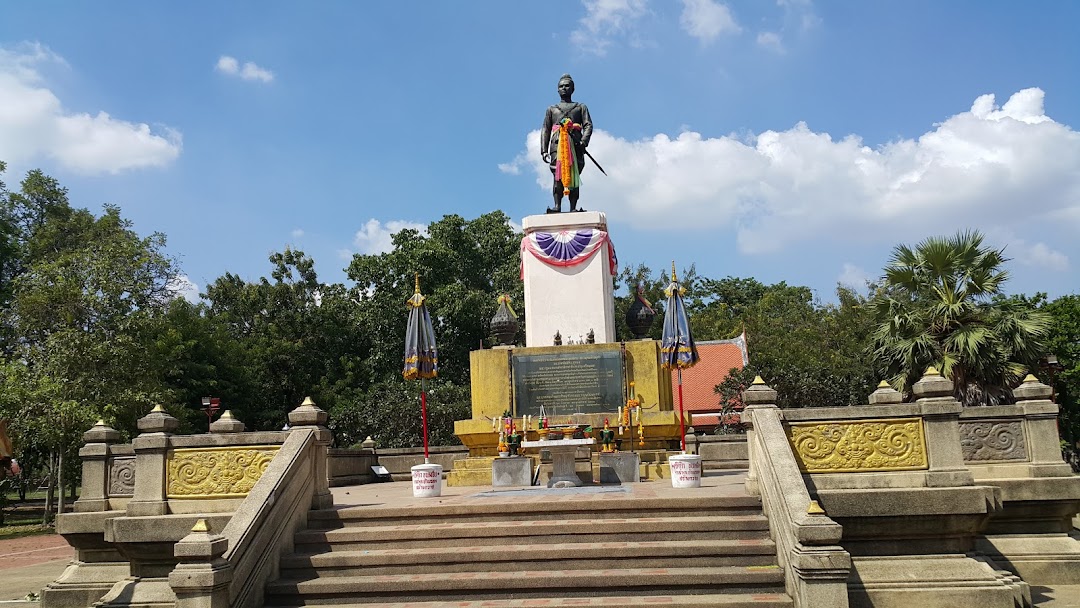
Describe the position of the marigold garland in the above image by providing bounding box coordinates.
[555,118,581,195]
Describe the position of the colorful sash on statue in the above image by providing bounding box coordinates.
[520,229,618,279]
[553,118,581,195]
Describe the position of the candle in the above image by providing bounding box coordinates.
[492,416,497,432]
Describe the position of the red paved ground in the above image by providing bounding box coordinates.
[0,534,73,570]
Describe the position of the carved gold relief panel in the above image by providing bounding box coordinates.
[786,418,928,473]
[166,446,279,498]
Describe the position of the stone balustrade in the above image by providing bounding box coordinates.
[44,399,337,608]
[745,369,1052,608]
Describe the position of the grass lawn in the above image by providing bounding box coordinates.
[1,489,78,538]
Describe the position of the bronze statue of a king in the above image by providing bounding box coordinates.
[541,73,593,213]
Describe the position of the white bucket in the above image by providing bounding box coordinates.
[411,463,443,498]
[669,454,702,488]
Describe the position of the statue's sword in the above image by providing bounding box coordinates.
[584,149,607,176]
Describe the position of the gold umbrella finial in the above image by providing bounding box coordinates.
[414,273,421,295]
[671,261,678,283]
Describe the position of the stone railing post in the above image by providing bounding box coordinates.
[127,405,179,516]
[170,519,232,608]
[208,410,245,434]
[912,367,974,487]
[1013,374,1073,477]
[742,376,779,497]
[75,420,122,513]
[685,427,698,455]
[288,397,333,509]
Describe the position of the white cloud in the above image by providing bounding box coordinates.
[756,31,785,53]
[509,88,1080,258]
[215,55,274,83]
[570,0,648,56]
[169,274,201,303]
[507,219,523,234]
[680,0,741,43]
[291,228,305,239]
[838,263,871,289]
[1014,241,1069,271]
[984,228,1071,272]
[0,42,182,174]
[352,219,428,255]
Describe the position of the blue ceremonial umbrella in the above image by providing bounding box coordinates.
[660,262,699,453]
[403,274,438,463]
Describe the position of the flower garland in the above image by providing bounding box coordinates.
[554,118,581,195]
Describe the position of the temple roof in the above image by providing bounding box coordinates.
[669,334,748,427]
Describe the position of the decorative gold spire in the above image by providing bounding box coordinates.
[807,500,826,515]
[95,419,106,426]
[301,396,316,407]
[924,366,941,377]
[877,380,890,389]
[752,376,766,385]
[151,404,165,413]
[191,518,210,533]
[220,410,234,419]
[406,273,426,308]
[671,261,677,283]
[1023,373,1039,383]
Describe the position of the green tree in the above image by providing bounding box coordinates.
[0,168,182,518]
[870,231,1050,405]
[1042,294,1080,449]
[715,283,878,410]
[200,248,363,430]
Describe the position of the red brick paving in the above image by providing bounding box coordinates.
[0,533,73,570]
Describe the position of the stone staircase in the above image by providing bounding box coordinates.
[263,489,792,607]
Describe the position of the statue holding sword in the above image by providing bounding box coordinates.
[541,73,606,213]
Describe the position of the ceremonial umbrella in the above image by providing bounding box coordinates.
[659,262,700,453]
[403,274,438,464]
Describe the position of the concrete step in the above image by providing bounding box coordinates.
[704,461,750,471]
[264,566,786,604]
[306,495,763,529]
[281,539,779,576]
[294,515,771,551]
[264,592,794,608]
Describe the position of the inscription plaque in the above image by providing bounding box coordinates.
[512,350,624,416]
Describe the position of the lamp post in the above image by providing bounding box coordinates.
[201,397,221,432]
[1040,355,1065,403]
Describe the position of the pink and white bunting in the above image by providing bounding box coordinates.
[520,229,618,279]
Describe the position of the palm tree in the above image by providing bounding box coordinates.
[870,230,1050,405]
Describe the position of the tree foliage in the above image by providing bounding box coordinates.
[870,231,1050,405]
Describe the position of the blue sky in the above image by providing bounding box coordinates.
[1,1,1078,305]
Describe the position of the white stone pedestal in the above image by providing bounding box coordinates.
[521,212,616,347]
[523,438,594,488]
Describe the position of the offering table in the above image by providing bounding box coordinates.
[521,437,595,487]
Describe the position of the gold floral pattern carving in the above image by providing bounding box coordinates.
[166,446,279,498]
[786,418,928,473]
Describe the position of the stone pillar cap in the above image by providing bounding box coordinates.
[174,518,228,560]
[1012,373,1053,401]
[361,436,377,450]
[289,396,329,427]
[912,367,954,399]
[209,410,246,434]
[137,404,179,434]
[742,378,778,406]
[869,380,903,405]
[83,419,122,444]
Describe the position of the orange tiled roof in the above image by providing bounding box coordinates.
[670,336,748,419]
